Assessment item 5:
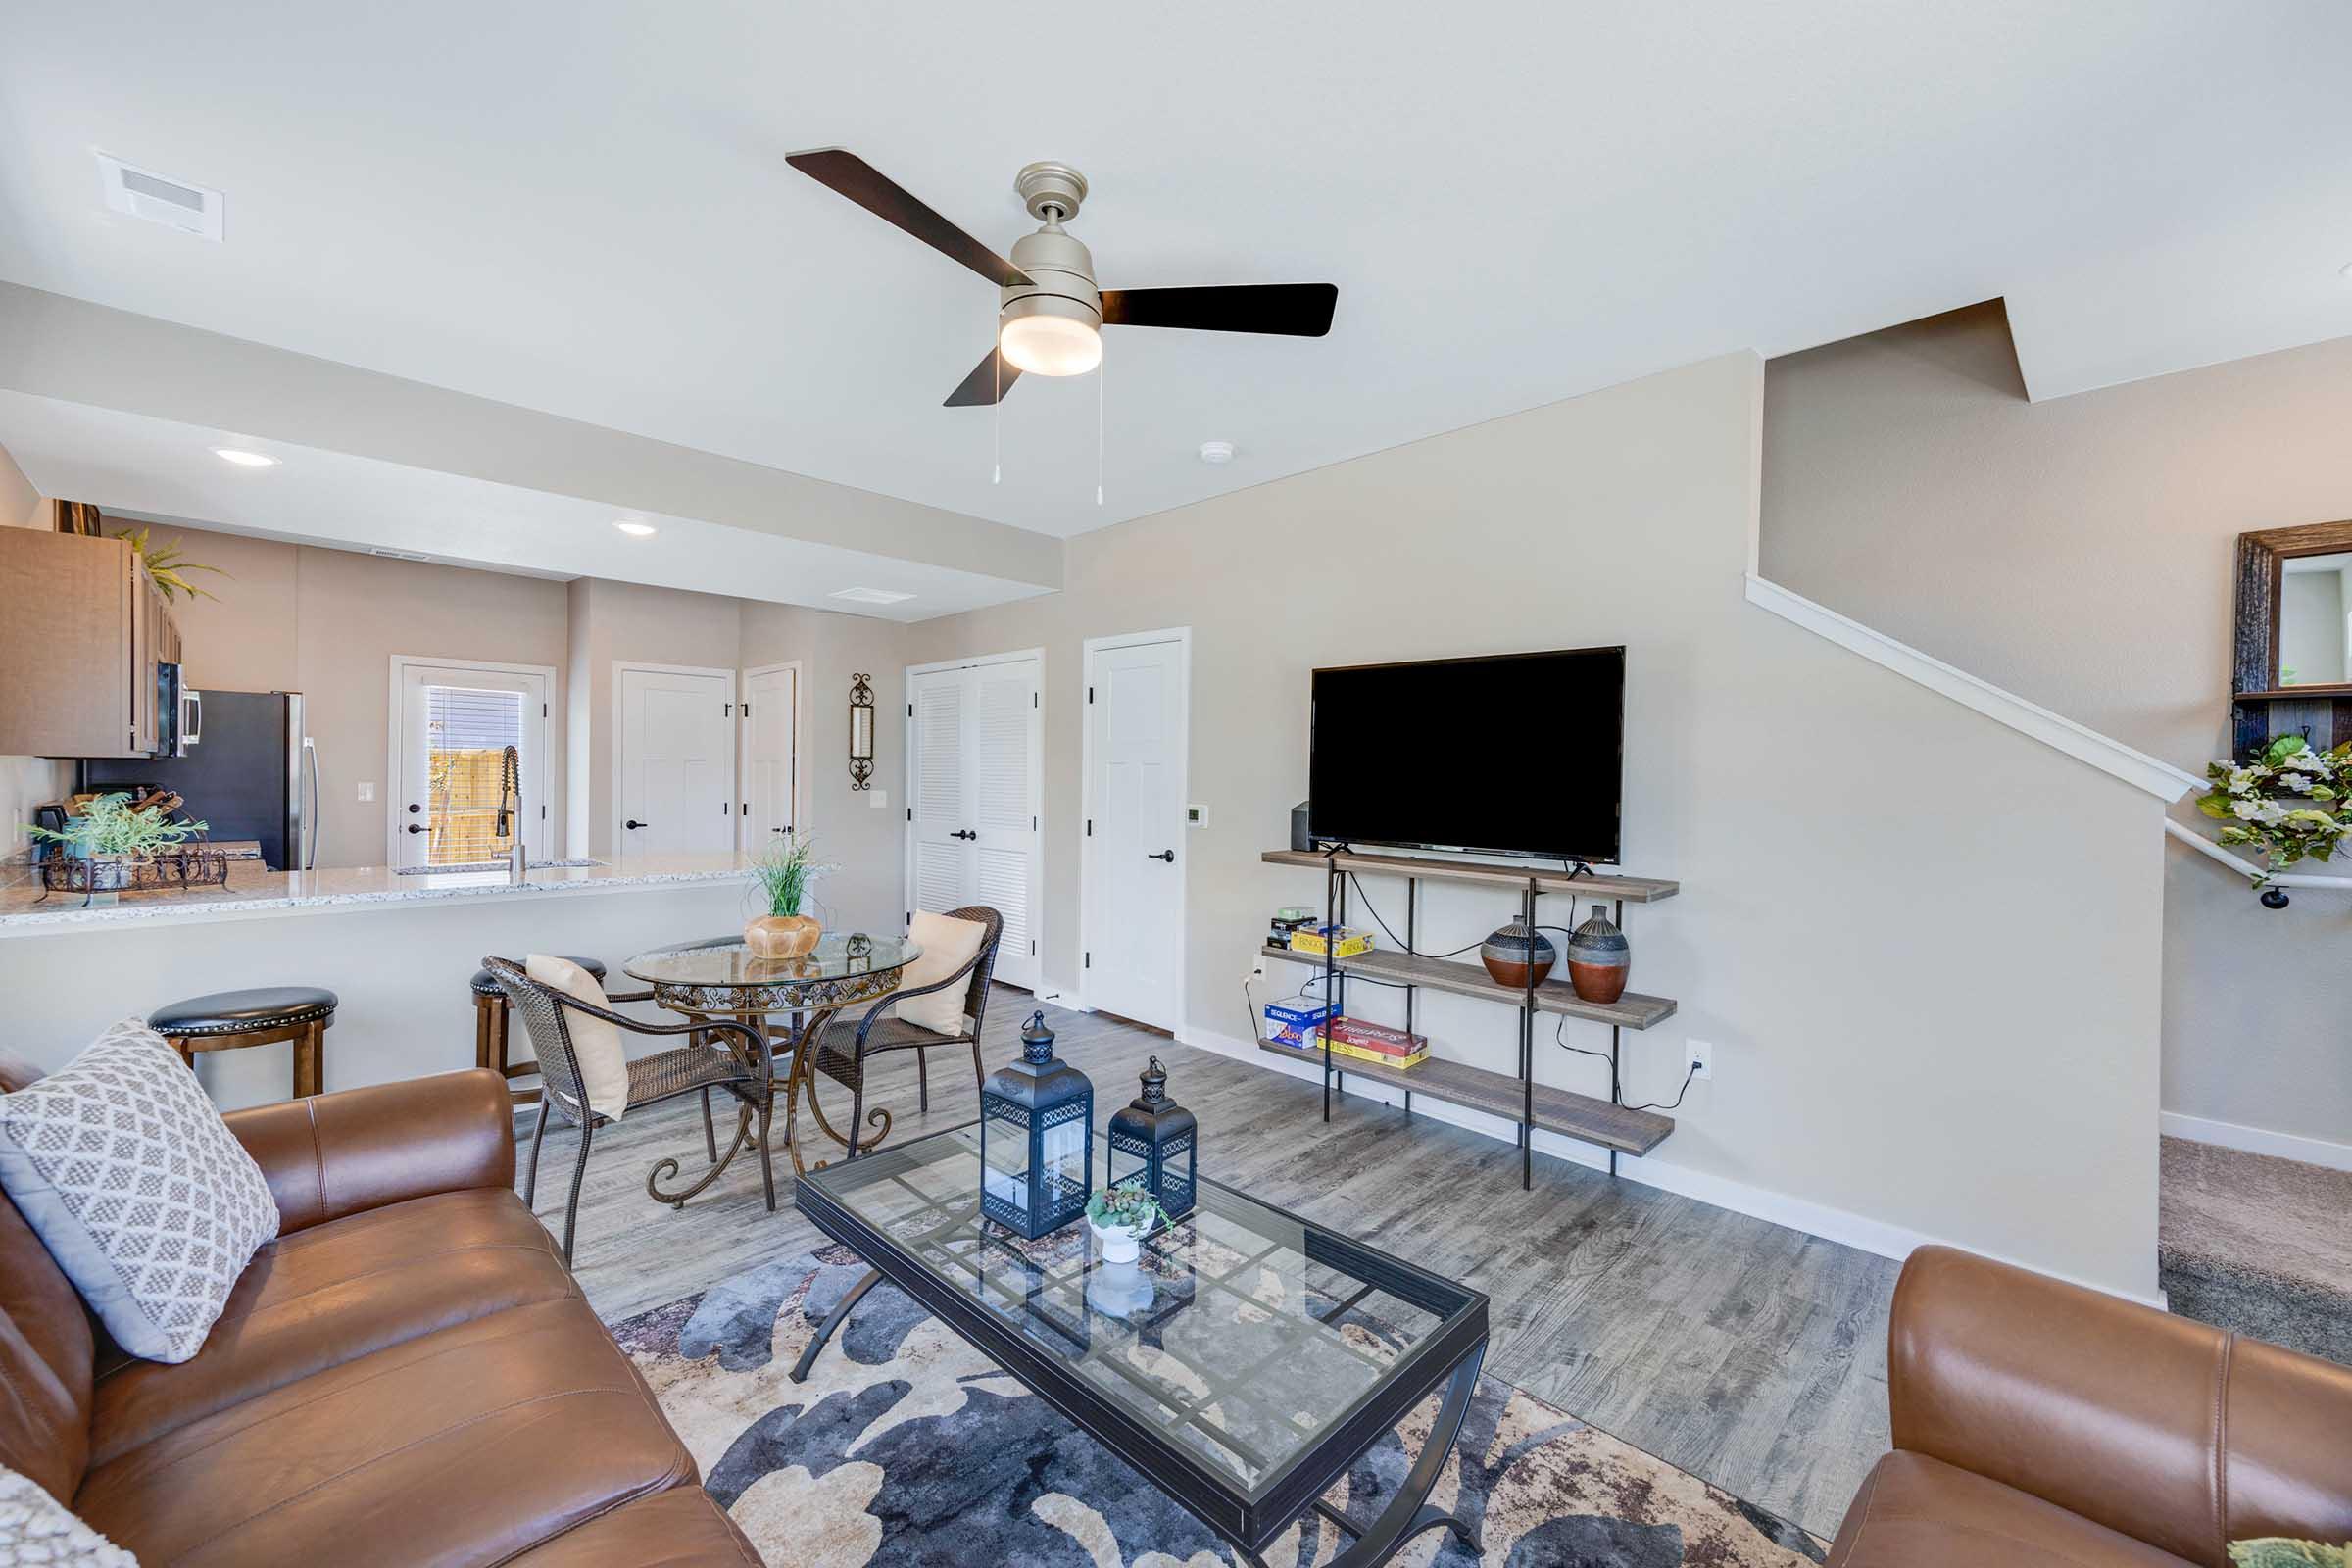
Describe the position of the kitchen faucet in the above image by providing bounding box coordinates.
[496,744,525,883]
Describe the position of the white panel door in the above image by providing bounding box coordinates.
[908,667,972,920]
[618,665,734,860]
[393,662,549,869]
[743,665,796,847]
[1085,637,1185,1030]
[970,660,1040,990]
[905,658,1042,990]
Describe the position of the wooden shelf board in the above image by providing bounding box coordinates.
[2234,687,2352,704]
[1261,848,1678,902]
[1254,1035,1674,1156]
[1262,944,1676,1031]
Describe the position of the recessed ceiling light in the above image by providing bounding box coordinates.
[211,447,278,467]
[2340,260,2352,282]
[828,586,915,605]
[1198,440,1237,465]
[613,519,657,537]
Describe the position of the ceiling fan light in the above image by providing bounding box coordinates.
[999,297,1102,376]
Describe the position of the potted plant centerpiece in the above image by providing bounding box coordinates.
[745,832,835,959]
[1084,1184,1165,1265]
[24,793,209,890]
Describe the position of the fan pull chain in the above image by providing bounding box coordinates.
[1095,347,1105,507]
[992,339,1003,486]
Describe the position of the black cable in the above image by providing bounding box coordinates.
[1625,1061,1699,1113]
[1551,1012,1610,1062]
[1342,872,1486,958]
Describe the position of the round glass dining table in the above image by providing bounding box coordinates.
[624,933,921,1202]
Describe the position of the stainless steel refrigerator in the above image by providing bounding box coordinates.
[80,690,317,871]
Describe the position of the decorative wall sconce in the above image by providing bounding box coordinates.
[849,672,875,790]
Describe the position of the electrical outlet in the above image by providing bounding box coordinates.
[869,789,888,809]
[356,781,375,803]
[1246,953,1268,984]
[1688,1040,1713,1079]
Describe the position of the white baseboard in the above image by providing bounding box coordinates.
[2161,1110,2352,1173]
[1181,1022,2170,1311]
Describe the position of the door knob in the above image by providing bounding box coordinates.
[954,829,977,841]
[1150,849,1176,862]
[405,823,426,834]
[625,819,648,830]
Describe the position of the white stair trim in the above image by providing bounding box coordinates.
[1745,574,2200,803]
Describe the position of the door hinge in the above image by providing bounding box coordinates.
[907,703,914,717]
[721,801,729,814]
[1032,814,1038,831]
[1084,951,1092,968]
[906,910,911,926]
[542,703,548,717]
[1030,939,1037,956]
[1033,692,1039,708]
[540,805,547,819]
[740,801,749,815]
[1088,686,1095,703]
[1086,818,1093,836]
[740,702,750,716]
[906,808,912,822]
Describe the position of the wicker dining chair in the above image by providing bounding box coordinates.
[481,956,769,1265]
[818,906,1004,1159]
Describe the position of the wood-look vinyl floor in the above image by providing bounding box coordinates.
[519,988,1894,1536]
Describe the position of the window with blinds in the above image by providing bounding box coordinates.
[424,685,523,863]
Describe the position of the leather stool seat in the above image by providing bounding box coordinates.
[469,957,606,997]
[148,987,339,1037]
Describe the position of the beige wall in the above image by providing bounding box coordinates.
[566,577,740,862]
[0,439,72,859]
[137,523,569,867]
[907,351,2169,1299]
[1760,304,2352,1155]
[740,603,908,934]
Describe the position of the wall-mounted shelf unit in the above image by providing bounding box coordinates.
[1259,847,1682,1189]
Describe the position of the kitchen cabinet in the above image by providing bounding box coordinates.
[0,528,185,759]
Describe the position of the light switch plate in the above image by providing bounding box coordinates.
[356,781,375,802]
[869,789,889,809]
[1186,804,1208,828]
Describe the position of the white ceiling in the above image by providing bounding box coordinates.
[2,2,2348,544]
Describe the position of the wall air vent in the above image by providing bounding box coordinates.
[95,153,224,241]
[368,547,435,563]
[827,587,915,605]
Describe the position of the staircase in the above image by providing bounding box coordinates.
[2160,1137,2352,1365]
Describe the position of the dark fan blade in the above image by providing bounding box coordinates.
[1099,283,1338,337]
[786,147,1030,288]
[944,345,1021,407]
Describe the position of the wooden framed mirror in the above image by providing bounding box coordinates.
[2233,519,2352,759]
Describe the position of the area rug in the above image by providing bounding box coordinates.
[611,1246,1827,1567]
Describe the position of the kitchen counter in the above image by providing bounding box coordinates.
[0,852,758,936]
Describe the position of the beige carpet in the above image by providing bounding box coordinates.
[2160,1137,2352,1365]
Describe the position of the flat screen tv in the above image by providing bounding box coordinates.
[1308,647,1625,864]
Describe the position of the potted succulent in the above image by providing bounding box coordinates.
[745,832,835,959]
[24,793,209,889]
[1084,1184,1166,1266]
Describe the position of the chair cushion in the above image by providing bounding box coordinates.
[1828,1452,2194,1567]
[146,987,338,1037]
[527,955,629,1123]
[895,910,988,1034]
[471,957,607,998]
[0,1020,280,1364]
[504,1484,760,1566]
[74,1297,698,1568]
[87,1186,577,1466]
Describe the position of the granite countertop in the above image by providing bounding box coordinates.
[0,852,758,936]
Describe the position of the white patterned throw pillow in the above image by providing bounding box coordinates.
[0,1019,279,1364]
[0,1461,137,1565]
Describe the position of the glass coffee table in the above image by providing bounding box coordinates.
[793,1124,1490,1567]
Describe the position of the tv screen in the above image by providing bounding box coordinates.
[1308,647,1625,863]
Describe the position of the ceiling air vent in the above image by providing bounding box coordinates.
[95,153,224,241]
[368,547,436,564]
[828,587,915,605]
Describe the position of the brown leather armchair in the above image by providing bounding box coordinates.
[1830,1246,2352,1567]
[0,1060,757,1566]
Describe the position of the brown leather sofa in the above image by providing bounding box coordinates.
[1830,1246,2352,1567]
[0,1062,758,1567]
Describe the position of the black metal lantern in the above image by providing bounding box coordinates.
[1106,1055,1196,1223]
[979,1010,1094,1238]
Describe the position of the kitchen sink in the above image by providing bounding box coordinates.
[394,858,606,874]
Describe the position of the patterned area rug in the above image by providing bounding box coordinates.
[611,1246,1827,1567]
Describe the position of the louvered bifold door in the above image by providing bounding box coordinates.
[970,659,1041,988]
[909,667,973,920]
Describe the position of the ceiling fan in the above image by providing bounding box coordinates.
[786,149,1339,407]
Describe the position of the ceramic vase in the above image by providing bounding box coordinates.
[744,912,822,959]
[1479,921,1556,989]
[1090,1220,1142,1266]
[1565,906,1631,1004]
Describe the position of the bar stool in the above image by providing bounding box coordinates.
[149,987,339,1100]
[470,956,608,1107]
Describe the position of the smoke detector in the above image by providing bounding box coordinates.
[95,153,223,241]
[1198,440,1237,465]
[828,586,916,605]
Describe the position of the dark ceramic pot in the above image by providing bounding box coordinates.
[1479,922,1556,989]
[1565,906,1631,1004]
